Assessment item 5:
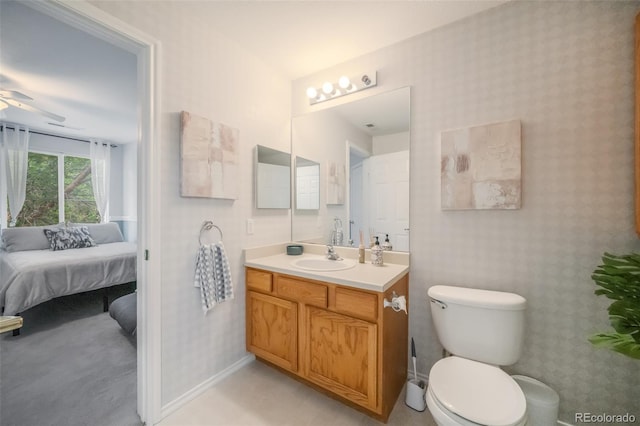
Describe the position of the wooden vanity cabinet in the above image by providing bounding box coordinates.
[245,267,408,422]
[246,291,298,372]
[305,306,378,410]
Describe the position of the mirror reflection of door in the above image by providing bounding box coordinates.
[349,140,409,251]
[366,150,409,251]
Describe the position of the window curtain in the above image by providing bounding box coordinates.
[2,124,30,227]
[90,139,111,223]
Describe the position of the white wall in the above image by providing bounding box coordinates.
[293,1,640,422]
[372,131,409,156]
[91,0,292,407]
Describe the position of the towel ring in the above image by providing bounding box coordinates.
[199,220,223,245]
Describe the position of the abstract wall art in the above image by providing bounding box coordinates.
[441,119,521,210]
[180,111,239,199]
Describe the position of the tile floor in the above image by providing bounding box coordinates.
[159,360,437,426]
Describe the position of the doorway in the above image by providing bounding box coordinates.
[23,1,162,423]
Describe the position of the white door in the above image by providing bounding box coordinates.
[367,150,409,251]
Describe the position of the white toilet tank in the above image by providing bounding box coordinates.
[428,285,526,366]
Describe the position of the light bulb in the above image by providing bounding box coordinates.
[338,76,351,90]
[322,82,334,95]
[306,87,318,99]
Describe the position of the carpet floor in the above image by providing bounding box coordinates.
[0,284,141,426]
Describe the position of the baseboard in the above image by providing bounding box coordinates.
[160,354,256,420]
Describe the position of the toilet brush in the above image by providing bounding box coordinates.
[411,338,418,381]
[405,337,426,411]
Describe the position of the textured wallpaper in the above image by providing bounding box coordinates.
[293,1,640,423]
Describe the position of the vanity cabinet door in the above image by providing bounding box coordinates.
[304,306,378,411]
[246,291,298,372]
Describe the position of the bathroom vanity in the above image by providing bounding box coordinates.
[244,244,409,422]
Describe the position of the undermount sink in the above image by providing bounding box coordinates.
[291,257,356,272]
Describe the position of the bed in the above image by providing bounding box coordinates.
[0,223,137,318]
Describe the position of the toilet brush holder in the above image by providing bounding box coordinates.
[405,379,427,411]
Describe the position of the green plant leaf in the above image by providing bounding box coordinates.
[588,333,640,360]
[588,252,640,360]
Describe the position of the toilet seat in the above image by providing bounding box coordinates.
[429,356,526,426]
[427,385,483,426]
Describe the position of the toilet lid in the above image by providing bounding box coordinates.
[429,357,526,426]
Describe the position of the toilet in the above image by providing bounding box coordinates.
[426,285,528,426]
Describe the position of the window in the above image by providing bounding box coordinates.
[8,151,99,227]
[64,156,99,223]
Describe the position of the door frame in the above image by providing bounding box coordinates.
[346,140,370,247]
[26,1,162,423]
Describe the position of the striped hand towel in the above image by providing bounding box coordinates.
[194,241,234,314]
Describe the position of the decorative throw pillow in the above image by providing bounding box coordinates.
[43,226,97,251]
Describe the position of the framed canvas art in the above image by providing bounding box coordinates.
[326,161,345,205]
[180,111,239,199]
[441,119,521,210]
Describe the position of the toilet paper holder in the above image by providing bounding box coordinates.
[383,291,407,314]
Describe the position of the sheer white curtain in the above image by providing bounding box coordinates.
[90,139,111,223]
[2,124,30,227]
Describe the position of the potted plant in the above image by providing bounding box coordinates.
[589,252,640,360]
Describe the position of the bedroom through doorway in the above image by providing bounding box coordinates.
[0,1,159,424]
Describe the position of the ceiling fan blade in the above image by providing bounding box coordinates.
[0,89,33,101]
[4,98,66,122]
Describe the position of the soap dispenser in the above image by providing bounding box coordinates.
[381,234,393,251]
[371,236,384,266]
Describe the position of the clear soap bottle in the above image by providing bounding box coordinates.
[371,236,384,266]
[381,234,393,251]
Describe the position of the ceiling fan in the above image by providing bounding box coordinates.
[0,89,66,122]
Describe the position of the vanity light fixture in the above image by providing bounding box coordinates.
[306,70,377,105]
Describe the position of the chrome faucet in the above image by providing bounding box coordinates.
[326,245,342,261]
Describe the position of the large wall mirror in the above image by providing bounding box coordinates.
[255,145,291,209]
[291,87,410,251]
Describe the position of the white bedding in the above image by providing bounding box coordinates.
[0,242,137,315]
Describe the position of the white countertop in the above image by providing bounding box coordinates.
[244,243,409,292]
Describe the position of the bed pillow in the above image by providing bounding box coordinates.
[43,226,96,251]
[71,223,124,244]
[1,226,57,252]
